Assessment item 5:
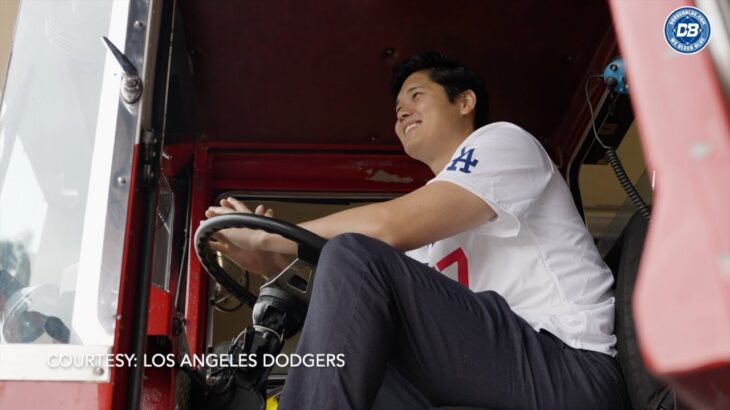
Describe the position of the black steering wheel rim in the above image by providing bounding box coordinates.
[194,213,327,305]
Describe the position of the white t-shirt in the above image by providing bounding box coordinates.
[406,122,616,356]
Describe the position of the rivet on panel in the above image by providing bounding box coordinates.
[689,142,710,159]
[719,253,730,280]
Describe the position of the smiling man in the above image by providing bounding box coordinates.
[206,52,629,409]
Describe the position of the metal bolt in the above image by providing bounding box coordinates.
[115,314,122,320]
[94,367,105,376]
[134,20,145,29]
[610,64,618,71]
[117,176,127,185]
[719,253,730,280]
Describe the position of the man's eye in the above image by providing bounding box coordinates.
[413,92,422,99]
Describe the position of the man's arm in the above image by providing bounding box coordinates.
[212,181,495,255]
[298,181,494,250]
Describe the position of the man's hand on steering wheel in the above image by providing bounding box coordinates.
[196,200,326,304]
[204,198,288,276]
[205,197,269,250]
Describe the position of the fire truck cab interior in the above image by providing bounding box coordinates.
[0,0,728,409]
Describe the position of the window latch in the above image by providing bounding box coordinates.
[102,36,143,104]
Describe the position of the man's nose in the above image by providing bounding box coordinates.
[397,108,412,121]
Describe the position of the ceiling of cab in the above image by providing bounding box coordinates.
[180,0,613,152]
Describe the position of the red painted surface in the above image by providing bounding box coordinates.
[185,143,213,357]
[609,1,730,408]
[139,340,176,410]
[136,140,196,410]
[140,365,175,410]
[208,146,432,193]
[0,382,106,408]
[147,286,173,336]
[110,144,146,410]
[161,142,194,177]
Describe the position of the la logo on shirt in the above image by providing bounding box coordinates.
[446,147,479,174]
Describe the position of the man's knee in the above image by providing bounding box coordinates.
[320,233,387,263]
[315,233,393,281]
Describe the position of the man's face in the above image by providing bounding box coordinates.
[394,71,464,162]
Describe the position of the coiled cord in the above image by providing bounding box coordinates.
[585,75,651,221]
[604,148,651,221]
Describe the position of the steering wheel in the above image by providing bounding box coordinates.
[194,213,327,306]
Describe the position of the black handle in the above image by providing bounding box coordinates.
[102,36,138,77]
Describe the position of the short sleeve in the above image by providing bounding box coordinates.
[431,123,554,237]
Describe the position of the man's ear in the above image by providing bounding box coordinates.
[459,90,477,117]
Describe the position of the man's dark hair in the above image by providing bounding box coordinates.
[389,51,489,128]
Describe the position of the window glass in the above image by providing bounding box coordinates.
[0,0,116,346]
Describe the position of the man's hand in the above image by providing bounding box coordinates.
[205,197,271,251]
[204,198,288,276]
[208,235,287,277]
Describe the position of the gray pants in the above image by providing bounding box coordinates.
[278,233,629,409]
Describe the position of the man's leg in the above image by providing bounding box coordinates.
[370,365,433,409]
[278,233,628,409]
